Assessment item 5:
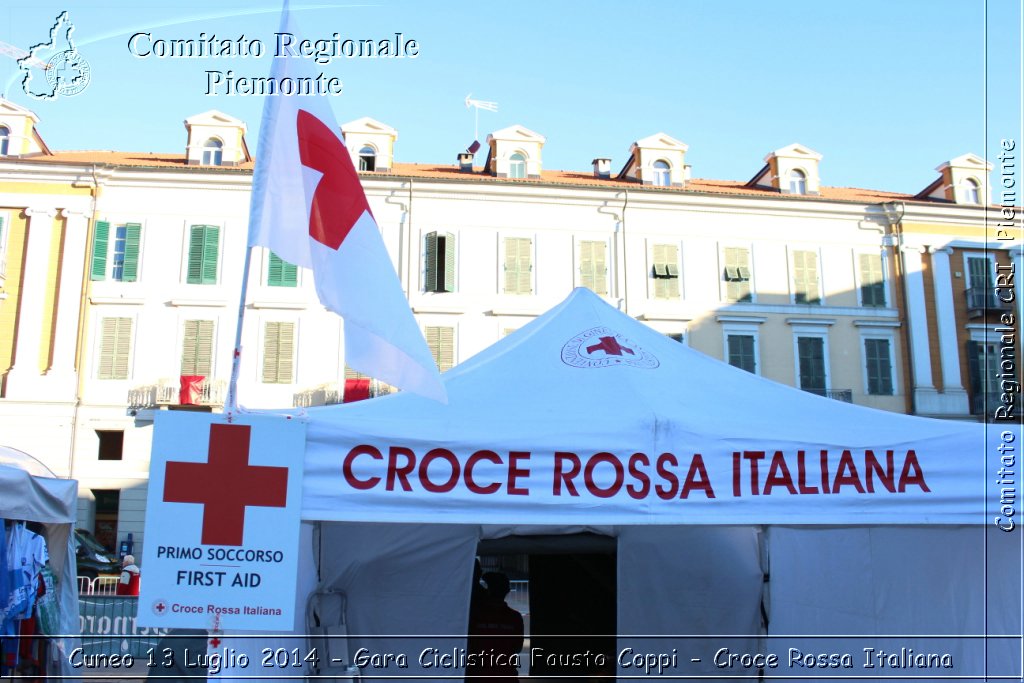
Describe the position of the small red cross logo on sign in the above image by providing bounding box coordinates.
[586,336,635,357]
[153,600,167,615]
[163,424,288,546]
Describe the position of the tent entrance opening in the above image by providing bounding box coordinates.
[476,533,616,678]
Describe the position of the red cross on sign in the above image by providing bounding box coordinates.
[586,336,635,357]
[163,424,288,546]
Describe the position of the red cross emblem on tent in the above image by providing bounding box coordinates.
[163,424,288,546]
[586,336,636,357]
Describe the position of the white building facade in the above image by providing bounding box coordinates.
[0,107,1004,558]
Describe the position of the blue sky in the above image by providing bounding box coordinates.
[1,1,1020,195]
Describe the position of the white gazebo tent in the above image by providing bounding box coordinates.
[0,446,81,679]
[219,288,1021,680]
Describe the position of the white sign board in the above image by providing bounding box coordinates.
[137,411,305,631]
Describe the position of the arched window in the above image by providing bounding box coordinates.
[652,160,671,187]
[359,146,376,172]
[789,169,807,194]
[962,178,981,204]
[0,126,10,156]
[509,153,527,179]
[201,138,223,166]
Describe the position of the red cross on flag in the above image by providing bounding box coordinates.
[247,0,446,403]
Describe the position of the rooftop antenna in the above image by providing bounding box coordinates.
[465,94,497,142]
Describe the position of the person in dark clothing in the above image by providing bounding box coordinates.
[466,571,524,683]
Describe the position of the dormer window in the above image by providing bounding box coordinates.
[359,146,376,171]
[789,169,807,194]
[961,178,981,204]
[652,160,671,187]
[509,152,527,179]
[202,138,223,166]
[0,125,9,156]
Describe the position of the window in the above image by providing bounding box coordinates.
[262,321,295,384]
[509,153,526,179]
[797,336,827,395]
[186,225,220,284]
[424,232,455,293]
[966,254,994,290]
[792,250,821,304]
[90,221,141,282]
[503,237,533,294]
[0,125,9,156]
[181,320,214,377]
[579,240,607,295]
[425,326,454,372]
[358,146,376,171]
[98,317,132,380]
[268,251,298,287]
[651,244,680,300]
[864,338,894,395]
[789,169,807,194]
[961,178,981,204]
[858,253,886,307]
[722,247,752,302]
[666,332,685,344]
[96,430,124,461]
[652,160,671,187]
[727,334,757,374]
[967,340,1002,413]
[202,138,223,165]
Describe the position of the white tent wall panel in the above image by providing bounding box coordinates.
[767,526,1022,680]
[618,526,764,682]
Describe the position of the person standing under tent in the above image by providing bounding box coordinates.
[466,571,524,682]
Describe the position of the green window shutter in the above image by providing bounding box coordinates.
[267,252,297,287]
[797,336,826,393]
[967,256,992,291]
[424,232,438,292]
[504,237,532,294]
[91,220,110,281]
[793,250,820,304]
[443,232,456,293]
[186,226,205,284]
[181,320,214,377]
[425,326,454,372]
[202,226,219,284]
[724,248,751,302]
[262,321,295,384]
[727,335,756,373]
[865,338,893,395]
[98,317,131,380]
[268,252,283,286]
[859,253,885,307]
[121,223,141,282]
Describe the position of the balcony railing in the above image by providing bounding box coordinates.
[971,392,1008,417]
[293,382,344,408]
[128,377,226,410]
[967,286,1013,317]
[803,388,853,403]
[293,380,394,408]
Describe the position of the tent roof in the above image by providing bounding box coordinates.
[0,445,77,523]
[302,288,990,525]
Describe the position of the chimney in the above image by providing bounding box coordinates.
[592,158,611,179]
[457,152,475,172]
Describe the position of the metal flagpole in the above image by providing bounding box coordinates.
[225,244,255,418]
